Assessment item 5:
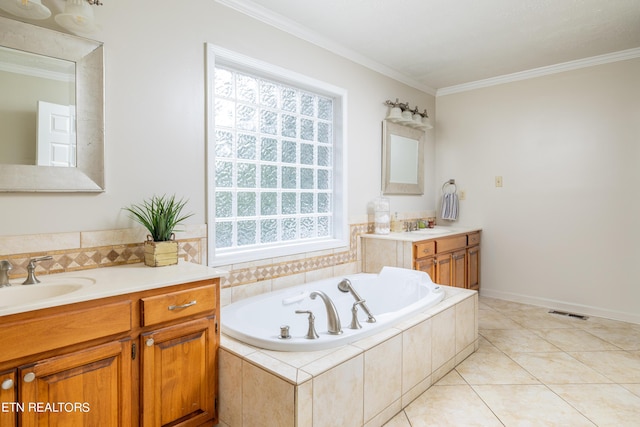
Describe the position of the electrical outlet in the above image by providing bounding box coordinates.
[459,190,466,200]
[495,176,503,187]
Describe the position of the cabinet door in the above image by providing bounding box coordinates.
[467,245,480,290]
[452,249,467,288]
[434,253,452,286]
[415,256,436,281]
[0,369,17,427]
[141,316,217,427]
[18,340,132,427]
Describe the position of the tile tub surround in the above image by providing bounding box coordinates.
[217,287,478,427]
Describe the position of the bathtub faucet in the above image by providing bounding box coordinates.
[309,291,343,335]
[338,279,376,323]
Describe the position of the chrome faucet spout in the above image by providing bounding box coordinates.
[309,290,342,335]
[338,278,376,323]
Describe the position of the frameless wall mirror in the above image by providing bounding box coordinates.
[381,120,424,195]
[0,15,104,192]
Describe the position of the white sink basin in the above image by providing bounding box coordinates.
[411,227,458,236]
[0,277,96,308]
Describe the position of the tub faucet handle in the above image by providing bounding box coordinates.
[350,300,365,330]
[295,310,320,339]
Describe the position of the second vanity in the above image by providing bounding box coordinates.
[361,226,481,291]
[0,261,226,427]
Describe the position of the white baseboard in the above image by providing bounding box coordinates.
[479,289,640,325]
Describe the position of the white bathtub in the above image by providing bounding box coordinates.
[221,266,445,351]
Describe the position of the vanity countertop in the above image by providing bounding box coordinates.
[0,261,227,317]
[360,226,482,243]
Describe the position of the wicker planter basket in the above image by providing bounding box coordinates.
[144,235,178,267]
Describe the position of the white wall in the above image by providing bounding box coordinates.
[5,0,636,323]
[436,58,640,322]
[0,0,435,236]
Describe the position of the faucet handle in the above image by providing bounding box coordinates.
[350,300,365,330]
[0,260,12,287]
[28,255,53,266]
[23,256,53,285]
[295,310,320,339]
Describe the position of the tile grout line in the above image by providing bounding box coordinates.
[476,299,634,426]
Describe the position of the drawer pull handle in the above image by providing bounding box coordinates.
[1,379,13,390]
[168,300,197,311]
[23,372,35,383]
[146,338,155,347]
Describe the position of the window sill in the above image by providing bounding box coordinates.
[209,237,349,267]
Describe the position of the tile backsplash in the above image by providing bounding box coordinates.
[0,213,433,303]
[0,223,368,302]
[0,224,206,279]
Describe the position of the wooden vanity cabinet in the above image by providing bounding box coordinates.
[0,277,220,427]
[413,232,481,290]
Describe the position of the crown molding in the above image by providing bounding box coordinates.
[216,1,639,99]
[436,47,640,96]
[215,0,437,95]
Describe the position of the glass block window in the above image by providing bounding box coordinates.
[206,45,347,265]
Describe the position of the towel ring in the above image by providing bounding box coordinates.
[442,179,457,194]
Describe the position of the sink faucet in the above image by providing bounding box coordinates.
[338,278,376,323]
[309,290,342,335]
[404,221,418,232]
[0,260,12,287]
[23,256,53,285]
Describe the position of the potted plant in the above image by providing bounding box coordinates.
[124,194,194,267]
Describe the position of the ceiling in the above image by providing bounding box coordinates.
[218,0,640,94]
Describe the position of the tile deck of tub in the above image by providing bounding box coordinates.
[217,286,478,427]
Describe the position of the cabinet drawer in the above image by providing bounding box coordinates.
[468,232,481,246]
[0,300,132,363]
[435,235,467,253]
[414,241,435,258]
[141,284,216,326]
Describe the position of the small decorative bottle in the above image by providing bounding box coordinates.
[373,196,390,234]
[391,212,403,232]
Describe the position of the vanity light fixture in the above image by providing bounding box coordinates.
[0,0,51,19]
[0,0,102,34]
[55,0,100,35]
[384,98,433,130]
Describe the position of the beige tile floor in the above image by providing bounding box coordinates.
[385,296,640,427]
